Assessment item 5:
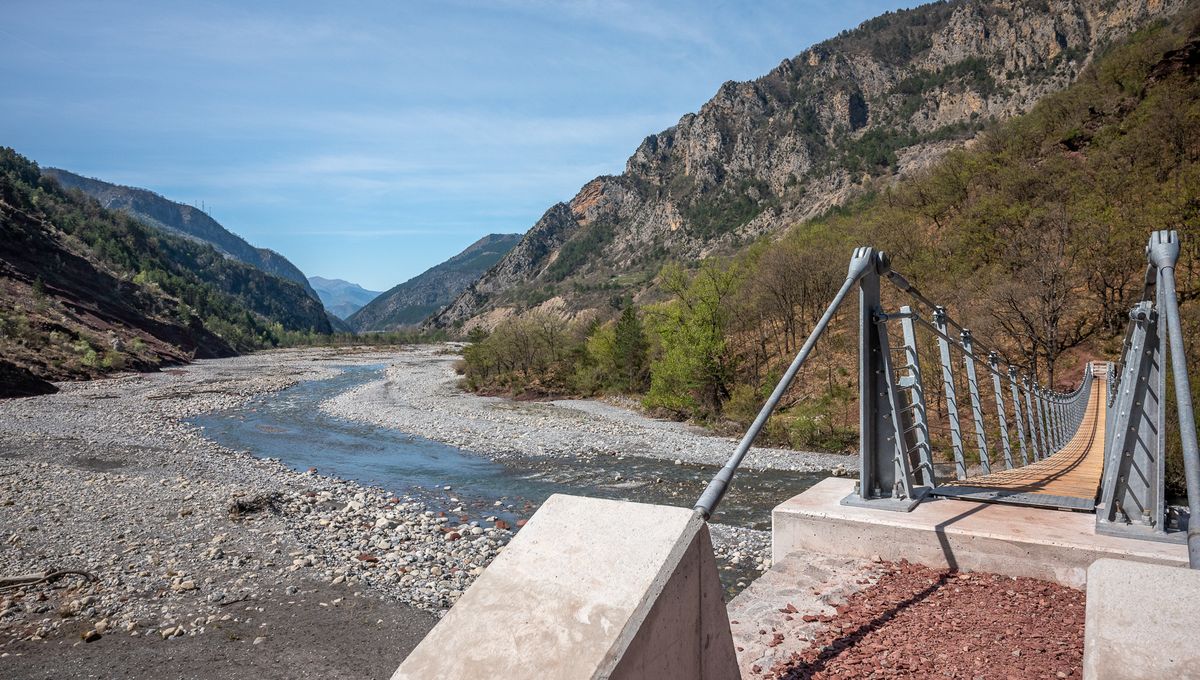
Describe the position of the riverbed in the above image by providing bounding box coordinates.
[189,362,831,590]
[0,345,847,677]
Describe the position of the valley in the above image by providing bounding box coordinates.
[3,0,1200,677]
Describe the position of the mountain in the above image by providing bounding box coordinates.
[455,3,1200,491]
[308,276,382,319]
[349,233,522,331]
[430,0,1184,331]
[42,168,320,300]
[1,147,330,388]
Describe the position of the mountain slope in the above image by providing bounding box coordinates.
[1,147,330,387]
[308,276,382,319]
[457,4,1200,487]
[42,168,320,300]
[349,233,522,331]
[431,0,1184,330]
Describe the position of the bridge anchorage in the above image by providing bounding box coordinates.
[697,230,1198,566]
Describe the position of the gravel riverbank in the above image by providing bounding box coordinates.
[0,348,506,677]
[323,344,850,473]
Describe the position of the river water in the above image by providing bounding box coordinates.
[189,365,825,588]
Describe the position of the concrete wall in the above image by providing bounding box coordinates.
[1084,559,1200,679]
[774,478,1187,588]
[391,494,739,680]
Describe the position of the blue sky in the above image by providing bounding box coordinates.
[2,0,918,291]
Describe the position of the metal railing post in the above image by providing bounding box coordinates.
[900,307,936,488]
[934,307,967,480]
[989,353,1015,469]
[1036,385,1052,456]
[1023,378,1042,460]
[961,330,991,474]
[1009,367,1030,466]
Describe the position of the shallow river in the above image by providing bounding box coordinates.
[189,365,824,587]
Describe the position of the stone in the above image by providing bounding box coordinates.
[1084,559,1200,679]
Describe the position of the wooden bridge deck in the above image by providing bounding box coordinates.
[930,363,1109,511]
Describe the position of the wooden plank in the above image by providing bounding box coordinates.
[931,364,1108,510]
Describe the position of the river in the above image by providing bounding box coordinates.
[189,364,825,590]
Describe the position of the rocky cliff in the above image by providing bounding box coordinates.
[431,0,1185,330]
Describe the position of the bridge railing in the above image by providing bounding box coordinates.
[695,245,1093,517]
[843,250,1096,511]
[1097,230,1198,566]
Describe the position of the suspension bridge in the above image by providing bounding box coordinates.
[394,230,1197,680]
[697,229,1198,560]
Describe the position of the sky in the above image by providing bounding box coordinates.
[1,0,919,292]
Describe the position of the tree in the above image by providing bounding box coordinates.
[613,304,648,392]
[645,262,742,418]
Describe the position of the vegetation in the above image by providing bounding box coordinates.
[684,179,778,239]
[275,328,449,348]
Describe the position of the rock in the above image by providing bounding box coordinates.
[81,629,101,643]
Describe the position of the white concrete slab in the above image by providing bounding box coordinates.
[1084,559,1200,679]
[392,493,738,680]
[773,478,1187,587]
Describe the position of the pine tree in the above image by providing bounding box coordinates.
[613,303,648,392]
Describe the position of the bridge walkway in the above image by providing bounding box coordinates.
[929,363,1109,511]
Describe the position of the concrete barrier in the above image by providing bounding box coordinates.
[391,494,739,680]
[1084,559,1200,679]
[774,478,1187,587]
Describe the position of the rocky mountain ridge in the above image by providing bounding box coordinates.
[349,233,522,331]
[308,276,382,320]
[43,168,320,300]
[431,0,1185,330]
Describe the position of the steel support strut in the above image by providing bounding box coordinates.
[1149,231,1200,565]
[694,246,874,519]
[843,250,929,511]
[1097,302,1165,540]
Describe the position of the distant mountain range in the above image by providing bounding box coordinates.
[349,233,522,332]
[429,0,1182,330]
[308,277,382,320]
[42,168,320,300]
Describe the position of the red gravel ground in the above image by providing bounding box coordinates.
[767,560,1085,680]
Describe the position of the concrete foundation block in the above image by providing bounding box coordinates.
[1084,558,1200,679]
[392,494,739,680]
[774,478,1187,587]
